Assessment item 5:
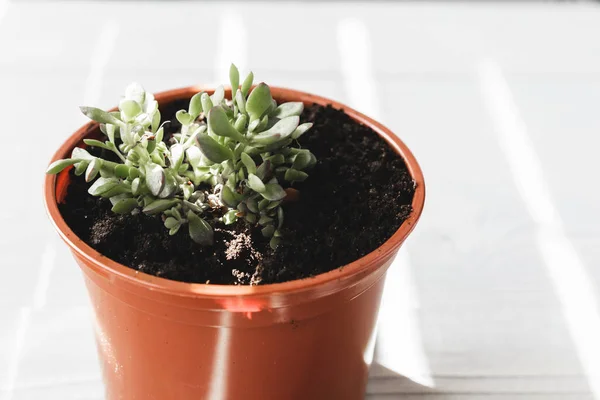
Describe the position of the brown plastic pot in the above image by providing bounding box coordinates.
[44,86,425,400]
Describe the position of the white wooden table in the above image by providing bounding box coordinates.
[1,1,599,399]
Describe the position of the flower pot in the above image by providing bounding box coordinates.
[44,86,425,400]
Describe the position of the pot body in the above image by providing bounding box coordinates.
[45,86,425,400]
[76,249,393,400]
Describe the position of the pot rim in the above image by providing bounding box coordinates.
[43,85,425,299]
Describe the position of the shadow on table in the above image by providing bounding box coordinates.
[366,362,437,399]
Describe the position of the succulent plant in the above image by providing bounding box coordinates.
[47,64,316,249]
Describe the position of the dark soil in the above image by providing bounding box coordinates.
[60,101,415,285]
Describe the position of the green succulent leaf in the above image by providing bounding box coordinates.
[247,173,266,193]
[235,89,246,114]
[277,207,284,229]
[261,224,275,238]
[189,93,203,118]
[119,99,142,122]
[197,133,234,163]
[261,183,286,201]
[284,168,308,182]
[221,184,239,208]
[271,102,304,119]
[85,158,102,182]
[229,64,240,93]
[80,106,122,125]
[143,199,179,214]
[83,139,111,150]
[88,177,118,196]
[270,236,281,250]
[170,144,185,170]
[292,151,312,170]
[146,164,166,196]
[74,161,89,176]
[211,85,225,105]
[71,147,94,161]
[111,198,138,214]
[207,106,245,142]
[246,83,272,121]
[291,122,313,140]
[46,159,78,174]
[240,152,256,174]
[251,116,299,145]
[255,160,271,181]
[188,211,214,246]
[241,71,254,97]
[246,198,259,213]
[164,217,179,230]
[201,93,213,114]
[176,110,193,126]
[222,209,238,225]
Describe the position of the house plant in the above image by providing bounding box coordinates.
[44,65,425,400]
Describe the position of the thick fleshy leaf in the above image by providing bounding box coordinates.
[131,177,141,195]
[269,236,281,250]
[222,209,238,225]
[197,134,234,163]
[182,182,194,200]
[246,83,272,121]
[188,211,214,246]
[71,147,94,161]
[119,99,142,122]
[46,159,77,174]
[114,164,130,179]
[258,215,274,226]
[291,122,313,140]
[235,89,246,114]
[261,225,275,238]
[85,159,102,182]
[80,106,122,125]
[211,85,225,105]
[164,217,179,229]
[143,199,179,214]
[248,118,260,133]
[246,198,259,213]
[292,151,312,170]
[241,72,254,97]
[186,146,202,167]
[277,207,284,229]
[176,110,193,126]
[247,174,266,193]
[255,160,271,181]
[245,213,257,224]
[158,171,178,199]
[74,161,88,176]
[261,183,286,201]
[83,139,111,150]
[189,93,203,118]
[258,198,270,211]
[146,164,165,196]
[234,113,247,132]
[221,184,239,208]
[285,168,308,182]
[88,177,118,196]
[111,198,138,214]
[125,82,145,105]
[271,102,304,119]
[251,116,299,145]
[240,152,256,174]
[201,93,213,114]
[207,106,245,142]
[265,154,285,165]
[229,64,240,93]
[170,144,184,170]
